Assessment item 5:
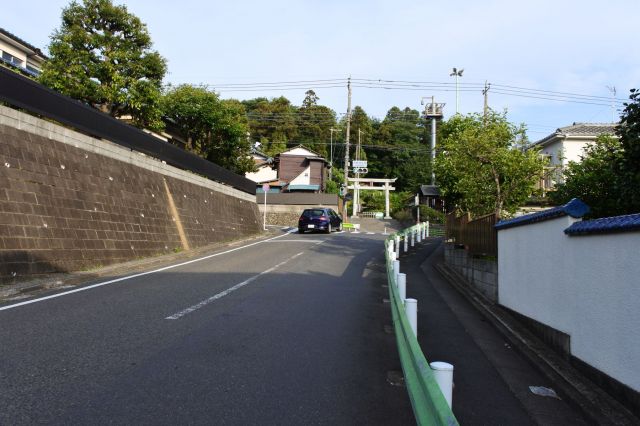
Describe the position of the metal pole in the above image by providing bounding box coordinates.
[431,116,436,185]
[263,191,267,231]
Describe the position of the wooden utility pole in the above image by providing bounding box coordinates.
[329,127,338,180]
[483,81,491,123]
[343,78,352,187]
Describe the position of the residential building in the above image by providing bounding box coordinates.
[530,123,617,191]
[245,149,277,190]
[0,28,47,77]
[245,145,328,193]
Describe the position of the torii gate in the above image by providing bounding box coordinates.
[347,177,396,219]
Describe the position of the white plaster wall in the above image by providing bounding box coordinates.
[561,139,592,166]
[289,165,311,185]
[498,219,640,391]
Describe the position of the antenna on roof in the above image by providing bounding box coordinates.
[606,85,617,123]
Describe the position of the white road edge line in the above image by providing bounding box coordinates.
[0,230,297,312]
[166,251,304,320]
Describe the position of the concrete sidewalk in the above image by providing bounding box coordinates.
[398,239,588,425]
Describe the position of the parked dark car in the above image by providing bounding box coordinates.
[298,207,343,233]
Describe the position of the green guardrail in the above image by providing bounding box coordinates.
[385,224,458,426]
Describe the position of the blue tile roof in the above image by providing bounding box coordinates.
[495,198,590,231]
[564,213,640,235]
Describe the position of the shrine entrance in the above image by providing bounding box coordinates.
[347,177,396,219]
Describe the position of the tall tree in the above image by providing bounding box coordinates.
[617,88,640,211]
[368,106,429,191]
[243,97,298,156]
[39,0,167,130]
[435,111,545,218]
[161,85,252,174]
[296,90,337,158]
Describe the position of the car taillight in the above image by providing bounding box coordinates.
[299,215,305,221]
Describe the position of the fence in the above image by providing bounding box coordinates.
[0,66,255,194]
[385,223,459,425]
[446,212,498,257]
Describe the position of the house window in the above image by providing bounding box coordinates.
[1,51,24,67]
[26,63,41,76]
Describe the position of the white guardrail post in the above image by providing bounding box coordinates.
[426,221,430,238]
[410,230,415,247]
[393,260,400,283]
[417,224,422,243]
[404,233,409,252]
[398,273,406,302]
[395,235,401,258]
[430,362,454,408]
[405,298,418,337]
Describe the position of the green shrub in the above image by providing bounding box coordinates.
[418,205,445,223]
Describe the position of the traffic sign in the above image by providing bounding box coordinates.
[262,184,270,192]
[352,167,368,174]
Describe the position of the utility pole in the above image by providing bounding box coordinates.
[352,128,364,217]
[343,78,352,186]
[343,77,352,218]
[483,81,491,123]
[329,128,338,180]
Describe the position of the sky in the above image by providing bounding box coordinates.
[3,0,639,141]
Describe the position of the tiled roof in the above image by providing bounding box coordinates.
[564,213,640,235]
[0,27,47,59]
[495,198,590,230]
[420,185,440,196]
[532,123,617,148]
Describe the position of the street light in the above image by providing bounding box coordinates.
[450,67,464,114]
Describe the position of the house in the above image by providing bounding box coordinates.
[530,122,617,191]
[245,148,278,192]
[272,145,328,193]
[0,28,47,77]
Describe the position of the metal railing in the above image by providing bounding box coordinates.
[0,66,256,194]
[385,223,459,426]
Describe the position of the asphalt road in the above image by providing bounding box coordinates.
[0,229,414,425]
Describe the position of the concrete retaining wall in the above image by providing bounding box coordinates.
[0,105,261,282]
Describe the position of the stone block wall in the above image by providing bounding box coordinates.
[0,106,261,282]
[443,243,498,302]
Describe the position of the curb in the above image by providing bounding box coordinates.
[435,261,639,426]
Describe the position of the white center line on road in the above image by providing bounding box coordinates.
[0,230,298,313]
[166,252,304,320]
[270,240,325,243]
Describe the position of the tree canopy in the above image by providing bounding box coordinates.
[435,111,545,218]
[161,85,253,174]
[39,0,167,130]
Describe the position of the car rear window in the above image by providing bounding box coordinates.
[303,209,326,217]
